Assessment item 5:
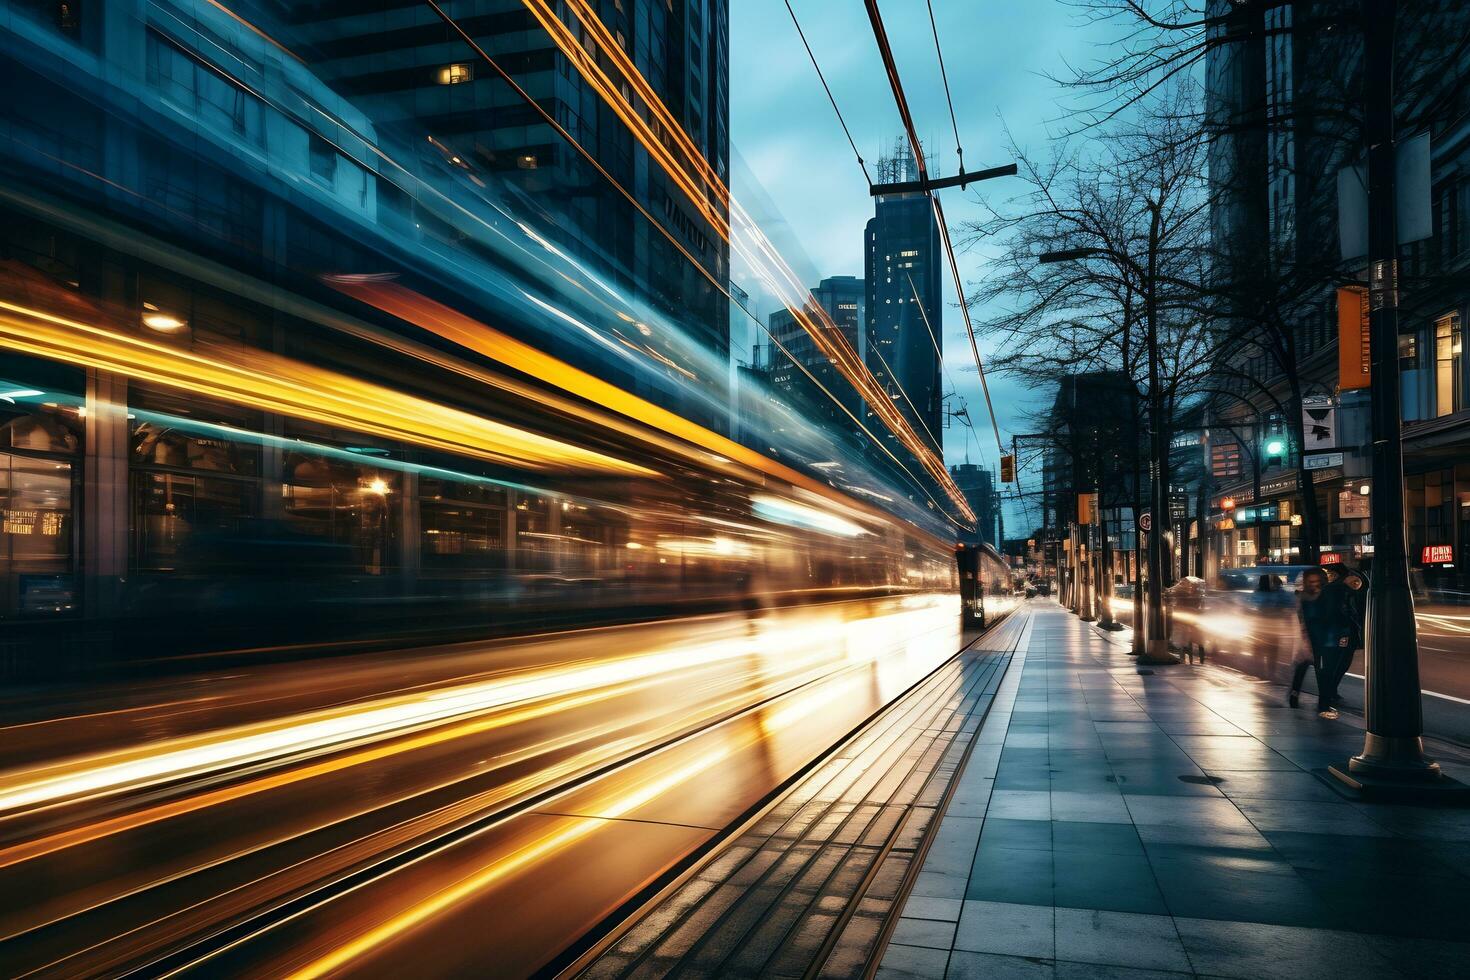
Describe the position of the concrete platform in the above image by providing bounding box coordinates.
[879,602,1470,980]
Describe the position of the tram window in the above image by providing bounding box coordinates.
[422,504,505,570]
[1,402,81,455]
[0,452,76,616]
[133,471,256,574]
[282,453,395,575]
[129,386,260,476]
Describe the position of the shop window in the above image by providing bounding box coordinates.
[1399,333,1419,372]
[1435,312,1462,417]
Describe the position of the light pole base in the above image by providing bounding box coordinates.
[1325,734,1470,803]
[1327,760,1470,805]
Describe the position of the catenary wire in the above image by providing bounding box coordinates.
[783,0,873,187]
[422,0,972,528]
[924,0,964,174]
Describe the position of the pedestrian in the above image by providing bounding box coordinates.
[1289,568,1353,718]
[1320,567,1369,709]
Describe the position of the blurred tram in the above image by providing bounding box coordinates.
[0,0,975,679]
[0,268,965,678]
[955,542,1019,628]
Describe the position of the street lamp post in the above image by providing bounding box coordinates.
[1330,0,1453,792]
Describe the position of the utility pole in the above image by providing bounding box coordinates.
[1330,0,1458,795]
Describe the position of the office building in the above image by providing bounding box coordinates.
[865,141,943,454]
[288,0,732,378]
[766,275,865,431]
[950,462,999,547]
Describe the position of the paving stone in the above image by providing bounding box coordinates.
[1173,917,1396,979]
[900,895,963,922]
[889,915,957,950]
[946,950,1056,979]
[953,900,1054,958]
[1049,790,1132,824]
[1052,908,1190,972]
[876,943,950,980]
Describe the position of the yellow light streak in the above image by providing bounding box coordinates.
[331,280,966,538]
[0,298,655,479]
[514,0,974,523]
[283,636,867,980]
[285,745,731,980]
[0,637,767,817]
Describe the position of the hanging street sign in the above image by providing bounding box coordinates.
[1301,399,1336,450]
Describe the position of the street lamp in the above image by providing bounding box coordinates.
[1328,0,1462,798]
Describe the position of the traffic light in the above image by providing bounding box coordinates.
[1264,416,1286,468]
[1000,453,1016,483]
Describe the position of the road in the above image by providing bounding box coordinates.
[0,594,969,977]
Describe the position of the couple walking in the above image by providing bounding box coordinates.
[1289,566,1366,719]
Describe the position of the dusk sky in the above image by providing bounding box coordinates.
[730,0,1116,535]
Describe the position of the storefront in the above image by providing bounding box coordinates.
[1207,465,1354,571]
[1405,462,1470,595]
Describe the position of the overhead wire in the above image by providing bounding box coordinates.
[422,0,973,528]
[861,0,1006,460]
[523,0,974,523]
[924,0,964,174]
[783,0,872,186]
[494,0,975,525]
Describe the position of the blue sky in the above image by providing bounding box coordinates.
[730,0,1112,535]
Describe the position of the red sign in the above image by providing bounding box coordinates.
[1422,544,1454,565]
[1320,552,1342,565]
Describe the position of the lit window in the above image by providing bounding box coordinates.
[1435,312,1462,417]
[518,154,539,170]
[438,63,473,85]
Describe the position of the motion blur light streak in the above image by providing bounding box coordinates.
[506,0,973,523]
[329,278,924,529]
[0,297,657,478]
[752,495,866,538]
[284,745,736,980]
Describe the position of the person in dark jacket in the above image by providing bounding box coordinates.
[1289,568,1353,717]
[1320,567,1369,710]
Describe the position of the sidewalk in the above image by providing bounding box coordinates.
[879,602,1470,980]
[577,612,1032,978]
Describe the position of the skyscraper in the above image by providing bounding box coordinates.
[767,275,865,430]
[950,462,999,547]
[288,1,731,370]
[865,141,943,457]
